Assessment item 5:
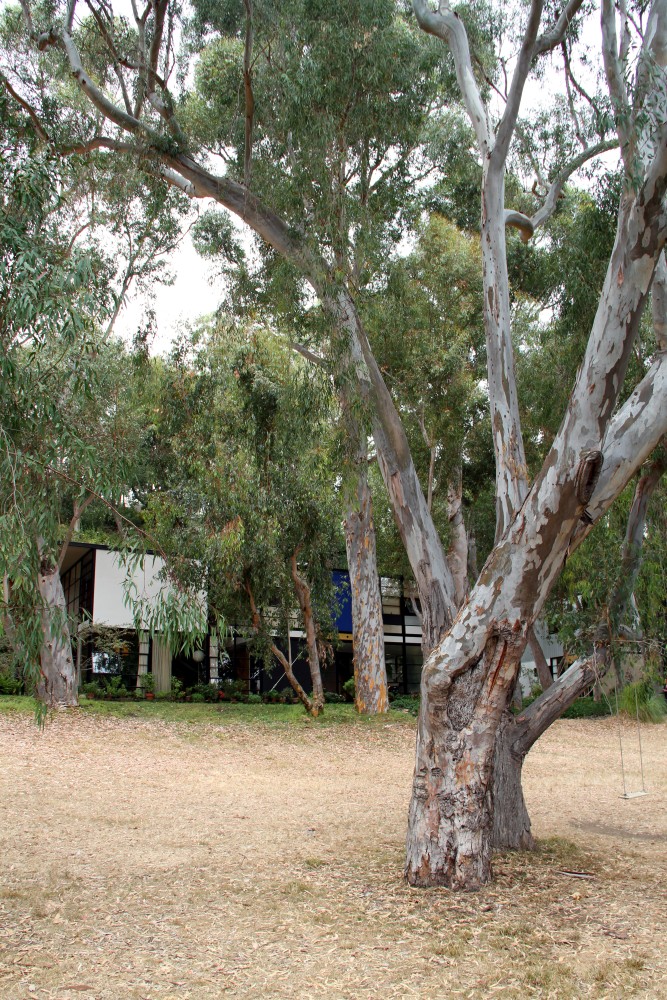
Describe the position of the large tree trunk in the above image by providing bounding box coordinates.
[491,712,534,851]
[493,448,667,848]
[36,560,78,709]
[343,457,388,714]
[405,631,524,889]
[290,552,325,716]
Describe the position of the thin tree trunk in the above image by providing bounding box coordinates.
[492,652,601,849]
[290,550,325,716]
[527,626,554,690]
[343,452,388,715]
[246,580,318,716]
[36,560,78,708]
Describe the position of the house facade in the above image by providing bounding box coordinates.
[61,541,563,695]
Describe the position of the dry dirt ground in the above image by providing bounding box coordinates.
[0,709,666,1000]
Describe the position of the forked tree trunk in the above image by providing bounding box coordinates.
[36,561,78,708]
[343,462,388,714]
[493,451,666,849]
[492,653,600,849]
[290,551,325,716]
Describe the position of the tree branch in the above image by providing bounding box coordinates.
[493,0,545,166]
[530,139,619,231]
[243,0,255,189]
[601,0,633,168]
[534,0,586,55]
[412,0,490,155]
[0,72,49,141]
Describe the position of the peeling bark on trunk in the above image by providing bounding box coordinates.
[36,562,78,709]
[405,634,524,889]
[290,552,325,716]
[492,653,599,849]
[493,448,666,848]
[343,459,388,715]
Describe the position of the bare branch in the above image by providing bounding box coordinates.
[530,139,619,231]
[0,72,49,141]
[493,0,545,166]
[65,0,77,34]
[504,209,534,242]
[60,136,136,155]
[534,0,585,55]
[19,0,34,36]
[57,494,95,571]
[601,0,633,167]
[83,0,133,115]
[412,0,490,155]
[653,252,667,352]
[243,0,255,189]
[574,354,667,543]
[291,342,327,368]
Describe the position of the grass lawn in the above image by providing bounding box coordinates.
[0,694,419,728]
[0,700,665,999]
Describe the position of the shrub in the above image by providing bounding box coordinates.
[140,673,155,694]
[0,675,23,695]
[190,692,205,703]
[104,676,129,699]
[81,681,103,698]
[561,696,611,719]
[220,678,246,701]
[188,683,218,702]
[390,694,420,715]
[246,692,262,704]
[618,681,667,723]
[324,690,345,703]
[342,677,355,702]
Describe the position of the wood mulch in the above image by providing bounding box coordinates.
[0,710,665,999]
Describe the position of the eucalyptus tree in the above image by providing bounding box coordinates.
[7,0,667,888]
[0,89,186,709]
[146,321,342,717]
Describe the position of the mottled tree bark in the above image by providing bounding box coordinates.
[36,560,78,708]
[343,457,388,714]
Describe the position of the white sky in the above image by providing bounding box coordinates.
[118,231,221,354]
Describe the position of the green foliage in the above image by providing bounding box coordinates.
[139,673,155,694]
[0,674,23,695]
[143,319,342,671]
[324,690,345,704]
[389,694,420,715]
[618,681,667,724]
[342,677,356,702]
